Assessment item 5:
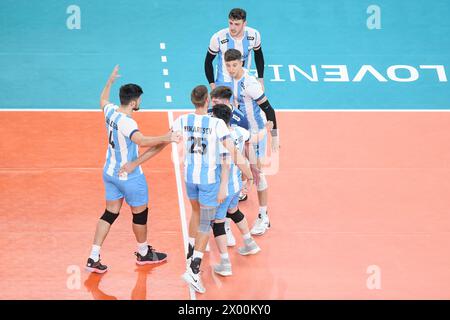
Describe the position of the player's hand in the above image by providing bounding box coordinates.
[167,131,182,143]
[109,65,121,84]
[266,121,274,131]
[210,83,216,90]
[271,131,280,153]
[245,178,254,192]
[217,184,227,204]
[119,162,136,176]
[241,183,249,195]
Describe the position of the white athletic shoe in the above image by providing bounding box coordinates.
[238,238,261,256]
[250,213,271,236]
[225,219,236,247]
[213,258,232,277]
[182,267,206,294]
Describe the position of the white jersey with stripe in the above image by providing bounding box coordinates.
[227,126,250,195]
[103,104,143,180]
[172,113,230,185]
[232,69,267,131]
[208,26,262,83]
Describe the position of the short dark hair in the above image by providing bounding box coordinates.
[224,49,242,62]
[212,103,232,125]
[191,85,209,108]
[210,86,233,100]
[119,84,143,105]
[229,8,246,21]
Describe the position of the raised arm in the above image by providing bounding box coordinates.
[100,65,121,110]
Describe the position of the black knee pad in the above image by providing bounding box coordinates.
[213,222,226,238]
[100,209,119,225]
[227,209,245,224]
[132,208,148,225]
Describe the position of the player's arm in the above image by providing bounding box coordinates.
[256,95,280,152]
[131,131,180,148]
[205,51,217,89]
[217,154,231,204]
[100,65,121,110]
[119,142,169,175]
[222,137,253,182]
[254,46,265,91]
[205,34,220,89]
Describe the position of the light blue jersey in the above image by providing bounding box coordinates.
[232,69,267,131]
[172,113,230,185]
[208,27,262,83]
[103,104,143,180]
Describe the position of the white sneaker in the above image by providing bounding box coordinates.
[182,267,206,294]
[225,219,236,247]
[213,258,232,276]
[238,238,261,256]
[250,213,270,236]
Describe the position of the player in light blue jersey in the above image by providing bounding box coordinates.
[86,66,181,273]
[210,104,261,277]
[224,49,280,236]
[205,8,265,91]
[173,85,253,293]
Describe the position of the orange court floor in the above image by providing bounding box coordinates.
[0,110,450,299]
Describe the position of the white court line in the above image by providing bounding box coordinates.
[167,110,196,301]
[2,108,450,112]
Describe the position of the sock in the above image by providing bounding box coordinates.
[242,232,252,240]
[193,250,204,260]
[188,237,195,247]
[220,252,229,260]
[138,242,149,256]
[259,206,268,217]
[89,245,101,262]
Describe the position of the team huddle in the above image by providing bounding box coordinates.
[85,8,279,294]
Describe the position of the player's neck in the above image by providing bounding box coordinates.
[194,106,208,115]
[229,29,245,41]
[118,105,133,117]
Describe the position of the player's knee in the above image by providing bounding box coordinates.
[257,173,268,191]
[132,207,148,225]
[198,206,216,233]
[100,209,120,225]
[212,221,226,238]
[227,209,245,224]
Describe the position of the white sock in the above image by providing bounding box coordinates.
[89,245,101,262]
[193,250,204,260]
[188,237,195,247]
[259,206,268,216]
[242,233,252,240]
[138,242,148,256]
[220,252,229,260]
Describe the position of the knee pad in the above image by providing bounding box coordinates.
[227,209,245,224]
[257,173,268,191]
[213,222,226,238]
[100,209,119,225]
[198,206,216,233]
[132,208,148,225]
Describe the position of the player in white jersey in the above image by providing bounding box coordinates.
[173,85,253,293]
[224,48,280,236]
[85,66,180,273]
[210,104,261,277]
[205,8,265,91]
